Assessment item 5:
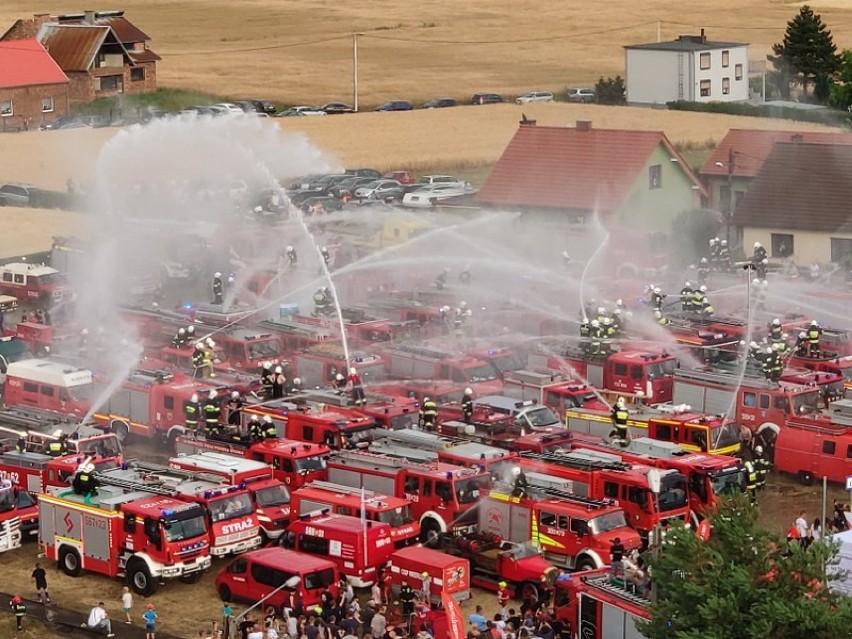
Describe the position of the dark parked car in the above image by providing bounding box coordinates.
[470,93,506,105]
[0,183,36,207]
[329,176,376,198]
[375,100,413,112]
[301,196,344,214]
[345,168,382,179]
[251,99,277,114]
[422,98,457,109]
[320,102,355,115]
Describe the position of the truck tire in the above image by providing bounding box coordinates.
[798,471,814,486]
[59,546,83,577]
[167,428,183,452]
[419,519,442,548]
[112,421,130,444]
[218,584,233,602]
[519,582,539,602]
[576,556,597,571]
[127,559,159,596]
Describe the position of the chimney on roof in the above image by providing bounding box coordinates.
[84,10,96,24]
[700,28,706,43]
[576,120,592,132]
[790,133,804,144]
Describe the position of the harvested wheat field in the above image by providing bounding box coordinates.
[0,207,90,256]
[3,1,852,104]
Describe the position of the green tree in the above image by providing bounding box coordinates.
[594,76,626,105]
[670,208,720,267]
[769,5,840,102]
[829,49,852,110]
[640,497,852,639]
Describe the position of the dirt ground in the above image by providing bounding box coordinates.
[2,1,852,104]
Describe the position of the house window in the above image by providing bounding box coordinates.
[96,75,123,93]
[0,100,12,116]
[722,50,730,67]
[699,52,711,70]
[131,67,145,81]
[700,80,711,97]
[649,164,662,189]
[735,64,743,80]
[722,77,730,95]
[771,233,793,258]
[41,97,54,112]
[831,237,852,263]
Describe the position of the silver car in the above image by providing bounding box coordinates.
[0,183,36,207]
[515,91,554,105]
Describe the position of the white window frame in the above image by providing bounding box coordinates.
[41,97,54,113]
[700,79,711,97]
[699,52,711,70]
[0,100,12,117]
[722,77,730,95]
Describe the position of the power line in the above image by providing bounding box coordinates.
[167,35,350,57]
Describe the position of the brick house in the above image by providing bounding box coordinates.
[0,39,69,131]
[1,10,159,104]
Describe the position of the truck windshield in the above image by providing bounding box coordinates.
[68,384,94,402]
[76,435,121,458]
[488,353,525,373]
[375,505,414,526]
[247,339,282,360]
[589,511,628,534]
[209,493,254,521]
[389,413,418,430]
[710,422,740,451]
[657,473,689,512]
[254,484,291,507]
[163,514,208,542]
[647,360,676,377]
[791,390,820,415]
[821,380,846,400]
[455,477,486,504]
[710,467,746,497]
[522,406,560,428]
[304,567,336,590]
[464,364,498,382]
[0,489,14,513]
[295,455,328,474]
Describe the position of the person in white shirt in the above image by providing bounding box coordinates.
[121,587,133,624]
[795,511,810,548]
[85,602,114,637]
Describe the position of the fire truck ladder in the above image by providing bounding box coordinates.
[96,471,181,497]
[674,367,778,391]
[308,480,380,499]
[128,460,225,486]
[0,407,75,431]
[520,450,632,472]
[584,574,650,605]
[394,343,460,360]
[526,482,612,510]
[127,369,175,385]
[334,450,442,472]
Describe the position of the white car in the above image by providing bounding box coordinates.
[401,184,475,208]
[277,106,327,117]
[515,91,554,105]
[213,102,245,114]
[417,175,465,188]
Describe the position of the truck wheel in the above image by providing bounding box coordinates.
[576,557,597,571]
[127,559,159,596]
[112,421,130,444]
[419,519,442,548]
[218,585,233,602]
[167,428,183,452]
[59,546,83,577]
[519,582,539,602]
[798,471,814,486]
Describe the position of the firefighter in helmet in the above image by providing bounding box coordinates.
[72,461,98,502]
[680,281,694,312]
[192,342,206,379]
[333,372,347,394]
[709,237,719,264]
[795,331,808,357]
[212,272,224,305]
[601,317,616,355]
[697,258,709,285]
[718,239,730,270]
[15,437,26,453]
[579,317,592,354]
[248,414,264,441]
[227,391,243,428]
[698,285,714,317]
[399,580,416,618]
[272,365,286,399]
[348,367,365,407]
[762,346,780,383]
[435,268,449,290]
[419,397,438,430]
[511,466,529,498]
[753,241,768,264]
[173,327,188,348]
[807,320,822,358]
[47,434,68,457]
[650,287,665,311]
[458,265,472,285]
[260,361,274,397]
[461,387,474,423]
[184,393,201,436]
[203,390,222,436]
[744,459,759,504]
[768,318,783,343]
[610,397,630,446]
[286,245,298,266]
[589,319,602,356]
[313,287,333,317]
[288,377,303,395]
[753,445,771,490]
[320,246,331,270]
[203,338,217,378]
[262,415,277,439]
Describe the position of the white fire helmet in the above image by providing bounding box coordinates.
[765,347,773,355]
[754,445,763,455]
[752,279,761,286]
[81,328,89,336]
[336,373,345,381]
[350,368,357,375]
[464,388,473,396]
[263,415,273,424]
[771,318,781,326]
[208,390,217,399]
[799,331,807,339]
[721,240,727,247]
[275,366,283,374]
[654,310,662,319]
[178,328,186,335]
[616,299,623,307]
[684,281,691,288]
[561,251,569,259]
[512,466,521,476]
[810,319,819,326]
[195,342,204,350]
[709,238,717,246]
[654,287,661,294]
[231,391,240,399]
[214,272,222,278]
[293,377,301,386]
[187,326,195,334]
[322,246,328,252]
[591,320,600,327]
[700,257,708,264]
[263,361,272,370]
[286,245,293,252]
[616,397,626,408]
[191,393,199,403]
[771,343,780,351]
[597,307,606,315]
[603,317,612,325]
[700,285,707,293]
[423,397,430,403]
[460,301,467,308]
[80,462,95,474]
[206,338,215,347]
[750,341,758,349]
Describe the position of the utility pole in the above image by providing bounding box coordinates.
[726,146,734,248]
[353,32,362,112]
[657,20,661,43]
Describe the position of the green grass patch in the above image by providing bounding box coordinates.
[667,99,851,127]
[72,88,227,117]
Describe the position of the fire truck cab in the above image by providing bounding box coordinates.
[503,370,609,415]
[0,262,66,305]
[0,335,32,384]
[294,344,386,388]
[0,478,27,551]
[216,329,283,370]
[3,359,93,416]
[284,513,395,586]
[789,354,852,391]
[327,450,490,544]
[382,344,503,396]
[776,399,852,485]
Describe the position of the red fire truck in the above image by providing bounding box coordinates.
[290,480,420,546]
[288,388,421,431]
[518,450,692,539]
[0,407,123,460]
[479,480,642,570]
[386,546,471,603]
[174,435,329,489]
[527,343,677,404]
[381,343,504,396]
[294,343,387,388]
[97,462,262,556]
[39,486,212,595]
[0,478,25,552]
[3,359,93,416]
[169,452,292,541]
[0,262,67,305]
[257,317,339,353]
[284,513,395,586]
[788,354,852,392]
[555,568,650,639]
[327,450,490,544]
[774,399,852,484]
[0,450,119,496]
[503,370,610,415]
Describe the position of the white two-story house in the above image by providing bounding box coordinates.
[624,30,749,106]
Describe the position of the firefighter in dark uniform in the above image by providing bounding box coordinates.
[320,246,331,271]
[461,388,474,423]
[262,416,277,439]
[610,397,629,446]
[286,245,298,267]
[203,390,222,436]
[753,445,771,490]
[15,437,26,453]
[333,372,347,394]
[260,361,274,397]
[511,466,529,497]
[768,319,783,343]
[47,434,68,457]
[601,317,616,355]
[72,461,98,501]
[435,268,449,290]
[227,391,243,428]
[680,282,693,312]
[248,415,264,441]
[419,397,438,430]
[399,580,416,619]
[697,258,709,285]
[184,393,201,435]
[173,327,188,348]
[744,459,759,504]
[212,272,224,304]
[10,595,26,631]
[794,331,808,356]
[762,346,780,383]
[807,320,822,357]
[192,342,206,379]
[718,240,731,270]
[753,241,767,262]
[650,287,665,311]
[579,317,592,354]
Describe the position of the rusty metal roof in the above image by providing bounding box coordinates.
[95,16,150,43]
[129,49,161,64]
[37,24,109,72]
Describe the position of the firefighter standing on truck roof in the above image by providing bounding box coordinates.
[461,388,474,423]
[184,393,201,435]
[807,320,822,357]
[212,272,224,305]
[333,372,347,394]
[419,571,431,603]
[203,390,222,436]
[349,368,365,407]
[272,366,286,399]
[247,414,263,441]
[47,434,68,457]
[260,361,274,397]
[262,415,277,439]
[204,338,217,378]
[419,397,437,430]
[286,245,298,267]
[15,437,26,453]
[72,461,98,503]
[768,318,783,343]
[227,391,243,427]
[511,466,528,497]
[173,327,188,348]
[610,397,629,446]
[192,342,206,379]
[680,281,694,313]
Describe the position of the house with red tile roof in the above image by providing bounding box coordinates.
[1,10,160,104]
[734,141,852,265]
[0,39,69,131]
[475,120,706,232]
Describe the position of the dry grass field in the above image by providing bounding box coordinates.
[2,1,852,104]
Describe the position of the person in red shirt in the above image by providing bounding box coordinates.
[497,581,511,619]
[348,368,365,407]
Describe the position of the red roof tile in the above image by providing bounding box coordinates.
[734,142,852,233]
[0,38,68,88]
[38,24,109,72]
[700,128,852,178]
[475,123,704,212]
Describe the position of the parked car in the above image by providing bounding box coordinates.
[401,184,473,208]
[354,180,405,201]
[417,175,465,188]
[41,116,90,130]
[566,87,596,103]
[180,105,216,116]
[470,93,506,105]
[320,102,355,115]
[330,176,376,198]
[251,99,278,114]
[383,170,417,185]
[276,106,326,117]
[0,184,37,207]
[300,196,344,214]
[422,97,457,109]
[375,101,413,112]
[212,103,245,114]
[345,168,382,179]
[516,91,554,104]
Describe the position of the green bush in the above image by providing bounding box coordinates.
[666,99,851,127]
[27,189,83,211]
